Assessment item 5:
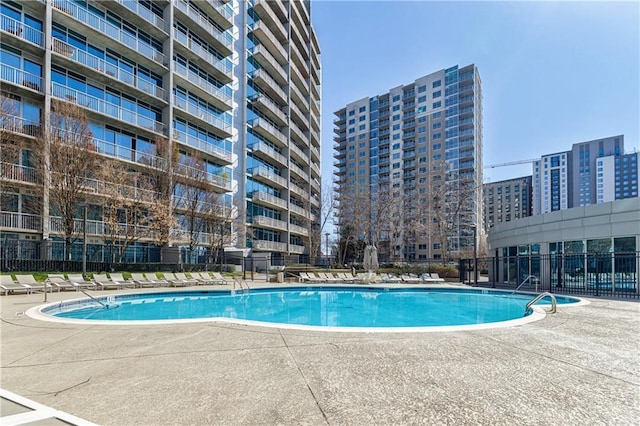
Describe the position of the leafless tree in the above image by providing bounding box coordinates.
[305,182,335,261]
[141,136,177,262]
[335,184,372,265]
[201,192,236,265]
[0,93,23,166]
[31,100,99,260]
[100,160,152,263]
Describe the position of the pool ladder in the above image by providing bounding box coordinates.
[512,275,539,295]
[525,292,557,316]
[233,278,250,293]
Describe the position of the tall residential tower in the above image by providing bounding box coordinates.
[334,64,482,262]
[0,0,321,263]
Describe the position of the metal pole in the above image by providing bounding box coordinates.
[473,225,478,286]
[82,205,87,276]
[325,232,330,259]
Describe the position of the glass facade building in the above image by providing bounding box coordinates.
[0,0,321,262]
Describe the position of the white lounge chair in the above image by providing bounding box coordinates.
[0,275,31,296]
[163,272,189,287]
[131,272,161,288]
[67,274,97,290]
[15,275,49,293]
[174,272,199,286]
[109,273,136,289]
[46,275,76,291]
[210,272,230,285]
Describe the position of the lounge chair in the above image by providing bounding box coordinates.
[174,272,199,286]
[67,274,97,290]
[299,272,321,283]
[427,273,445,283]
[130,272,163,288]
[15,275,49,293]
[0,275,31,296]
[355,272,379,283]
[193,272,217,285]
[210,271,230,285]
[400,274,422,284]
[109,273,136,289]
[380,273,401,283]
[46,275,76,291]
[162,272,189,287]
[318,272,341,283]
[336,272,356,283]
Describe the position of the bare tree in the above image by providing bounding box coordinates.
[100,160,152,263]
[31,100,99,260]
[0,94,23,167]
[304,182,334,261]
[142,136,177,262]
[201,192,236,265]
[335,184,371,265]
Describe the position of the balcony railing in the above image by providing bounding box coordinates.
[0,15,44,46]
[173,62,231,106]
[250,141,287,166]
[252,215,288,231]
[289,204,307,218]
[0,64,43,93]
[289,223,308,236]
[51,39,166,100]
[248,118,287,147]
[249,93,287,125]
[0,116,41,138]
[174,0,233,50]
[250,167,288,188]
[173,96,232,135]
[289,143,307,164]
[249,69,287,104]
[51,83,164,133]
[0,212,42,231]
[1,162,40,184]
[251,190,287,209]
[289,244,305,254]
[250,20,287,63]
[252,239,287,252]
[250,45,287,84]
[202,0,233,25]
[52,0,165,66]
[173,129,232,163]
[173,29,232,78]
[115,0,166,32]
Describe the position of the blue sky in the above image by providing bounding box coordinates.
[312,0,640,185]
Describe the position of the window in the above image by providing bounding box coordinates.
[392,105,400,112]
[418,126,426,134]
[359,106,366,112]
[348,110,355,116]
[433,90,441,98]
[432,122,441,129]
[432,80,441,88]
[418,85,426,93]
[392,114,400,121]
[418,95,426,103]
[359,124,365,130]
[359,115,366,122]
[392,95,400,102]
[432,101,442,108]
[432,133,442,140]
[433,111,441,118]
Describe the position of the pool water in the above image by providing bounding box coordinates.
[40,287,580,328]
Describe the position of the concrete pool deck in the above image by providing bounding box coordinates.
[1,283,639,425]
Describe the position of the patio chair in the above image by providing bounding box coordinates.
[109,273,136,289]
[336,272,356,283]
[130,273,163,288]
[0,275,31,296]
[46,275,76,291]
[210,271,231,285]
[15,275,49,293]
[192,272,216,285]
[400,274,422,284]
[299,272,321,283]
[162,272,189,287]
[92,274,123,290]
[318,272,341,283]
[174,272,199,286]
[67,274,97,290]
[380,273,401,283]
[428,273,445,283]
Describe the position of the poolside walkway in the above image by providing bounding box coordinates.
[1,282,639,425]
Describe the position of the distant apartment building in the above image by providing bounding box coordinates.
[0,0,321,262]
[483,176,532,232]
[596,152,639,204]
[532,136,625,215]
[334,64,482,261]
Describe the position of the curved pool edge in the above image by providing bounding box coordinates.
[24,285,586,332]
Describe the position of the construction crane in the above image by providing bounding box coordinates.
[484,158,538,169]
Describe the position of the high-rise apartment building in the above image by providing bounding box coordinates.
[483,176,532,232]
[334,64,482,261]
[532,136,624,214]
[596,152,639,204]
[0,0,321,262]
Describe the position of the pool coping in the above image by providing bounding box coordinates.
[25,284,589,333]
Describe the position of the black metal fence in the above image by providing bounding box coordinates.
[460,252,640,299]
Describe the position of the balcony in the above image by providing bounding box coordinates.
[289,100,309,131]
[254,0,287,41]
[290,83,309,114]
[52,0,165,67]
[1,162,40,185]
[173,62,231,111]
[174,163,231,191]
[0,64,43,93]
[199,0,233,30]
[49,216,156,239]
[113,0,166,33]
[289,142,308,165]
[250,69,287,105]
[290,64,309,96]
[252,239,287,252]
[289,162,308,182]
[252,215,288,231]
[248,118,287,148]
[250,45,287,86]
[174,0,233,56]
[174,30,232,82]
[310,145,320,162]
[51,83,164,134]
[0,116,41,139]
[248,93,287,127]
[290,223,308,236]
[0,212,42,232]
[250,21,287,65]
[289,121,307,145]
[289,182,307,197]
[51,39,166,102]
[290,41,307,75]
[0,15,44,47]
[289,244,306,254]
[250,141,287,167]
[173,95,232,138]
[290,204,308,218]
[310,162,320,179]
[173,129,232,164]
[250,167,288,188]
[251,190,287,209]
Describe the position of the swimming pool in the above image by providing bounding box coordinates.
[30,287,583,331]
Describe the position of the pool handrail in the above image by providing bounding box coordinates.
[512,275,539,295]
[525,292,557,315]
